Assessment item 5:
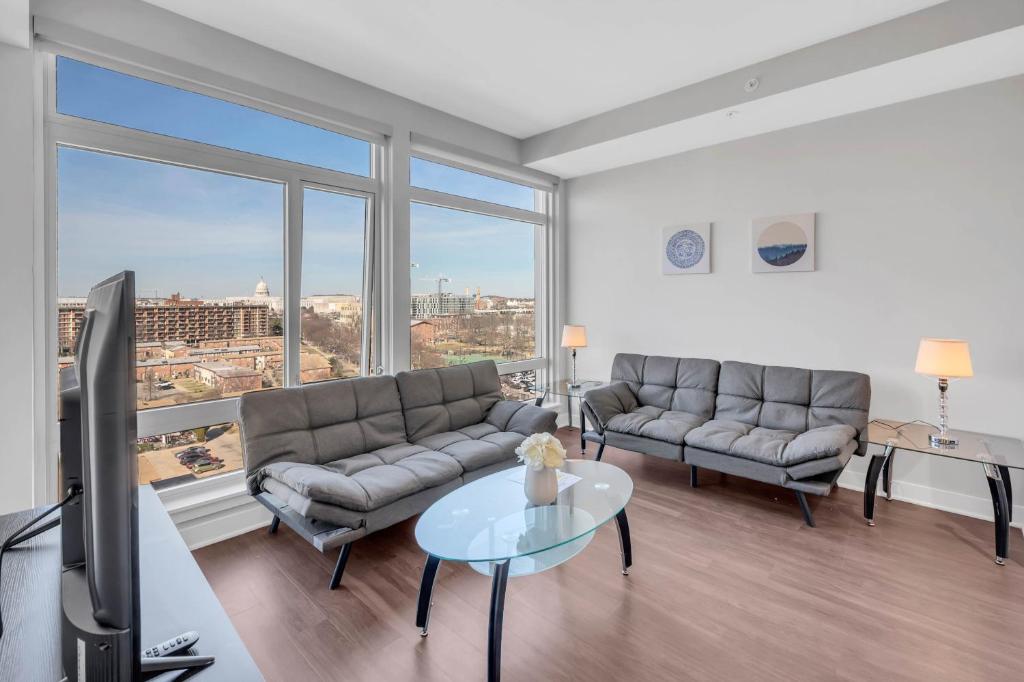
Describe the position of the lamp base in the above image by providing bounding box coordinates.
[929,433,958,449]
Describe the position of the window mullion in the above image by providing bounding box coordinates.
[285,178,304,387]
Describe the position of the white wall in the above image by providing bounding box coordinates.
[0,43,37,513]
[566,76,1024,523]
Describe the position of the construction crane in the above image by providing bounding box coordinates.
[419,274,451,296]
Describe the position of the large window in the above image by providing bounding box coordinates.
[50,56,379,488]
[409,156,550,375]
[46,54,554,495]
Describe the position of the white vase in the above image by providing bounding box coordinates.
[524,466,558,505]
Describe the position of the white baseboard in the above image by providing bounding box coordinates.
[837,471,1023,529]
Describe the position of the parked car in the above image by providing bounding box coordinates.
[191,462,225,474]
[176,446,210,460]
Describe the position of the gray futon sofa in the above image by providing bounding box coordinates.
[582,354,870,526]
[238,360,557,588]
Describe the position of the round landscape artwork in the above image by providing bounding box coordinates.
[665,229,706,269]
[756,220,808,267]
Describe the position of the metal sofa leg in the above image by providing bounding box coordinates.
[690,465,699,488]
[268,515,280,535]
[594,442,606,462]
[329,542,354,590]
[795,491,816,528]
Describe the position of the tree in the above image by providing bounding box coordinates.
[143,369,156,402]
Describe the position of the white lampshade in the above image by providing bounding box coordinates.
[915,338,973,378]
[560,325,588,349]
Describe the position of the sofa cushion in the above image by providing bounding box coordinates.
[414,428,524,472]
[582,382,639,430]
[605,406,705,445]
[260,443,462,513]
[396,362,503,442]
[685,419,857,467]
[238,374,408,488]
[713,361,870,444]
[610,353,720,419]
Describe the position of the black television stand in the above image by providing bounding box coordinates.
[0,485,263,680]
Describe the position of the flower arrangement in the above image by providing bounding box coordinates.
[515,432,566,471]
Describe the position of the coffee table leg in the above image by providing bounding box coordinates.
[882,450,896,500]
[864,445,893,526]
[615,509,632,575]
[984,464,1010,566]
[1002,465,1013,523]
[579,400,586,452]
[416,554,442,636]
[488,560,510,682]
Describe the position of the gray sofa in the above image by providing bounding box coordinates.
[582,354,870,526]
[238,360,557,588]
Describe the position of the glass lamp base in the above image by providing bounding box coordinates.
[929,433,959,449]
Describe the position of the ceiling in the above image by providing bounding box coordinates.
[143,0,945,139]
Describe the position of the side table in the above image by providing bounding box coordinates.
[862,419,1023,565]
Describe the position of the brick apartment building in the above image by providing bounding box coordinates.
[58,294,270,352]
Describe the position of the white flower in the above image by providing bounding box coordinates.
[515,432,566,470]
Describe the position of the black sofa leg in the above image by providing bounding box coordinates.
[690,466,699,488]
[795,491,816,528]
[268,515,280,535]
[594,442,606,462]
[329,542,353,590]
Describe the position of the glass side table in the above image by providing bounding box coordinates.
[414,460,634,682]
[862,419,1024,565]
[528,379,612,451]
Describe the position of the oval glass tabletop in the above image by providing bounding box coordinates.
[415,459,633,569]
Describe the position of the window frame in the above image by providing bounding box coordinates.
[42,52,383,499]
[408,150,554,379]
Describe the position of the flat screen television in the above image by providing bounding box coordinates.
[59,270,140,680]
[58,271,211,680]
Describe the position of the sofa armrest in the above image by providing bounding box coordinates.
[581,382,638,435]
[485,400,558,437]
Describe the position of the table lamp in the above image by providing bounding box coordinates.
[561,325,588,388]
[914,337,973,448]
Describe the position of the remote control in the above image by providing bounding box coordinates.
[142,631,200,658]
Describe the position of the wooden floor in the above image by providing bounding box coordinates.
[194,429,1024,681]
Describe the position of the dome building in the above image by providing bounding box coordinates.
[218,277,283,314]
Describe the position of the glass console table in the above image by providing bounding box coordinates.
[529,379,612,451]
[414,460,633,682]
[862,419,1024,565]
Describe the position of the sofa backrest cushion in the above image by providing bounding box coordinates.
[714,361,871,436]
[239,375,407,479]
[611,353,720,419]
[396,361,503,442]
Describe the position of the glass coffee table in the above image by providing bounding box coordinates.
[862,419,1024,565]
[414,459,633,681]
[529,379,612,451]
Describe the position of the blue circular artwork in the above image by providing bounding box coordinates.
[666,229,705,269]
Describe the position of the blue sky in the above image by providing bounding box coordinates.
[57,57,536,299]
